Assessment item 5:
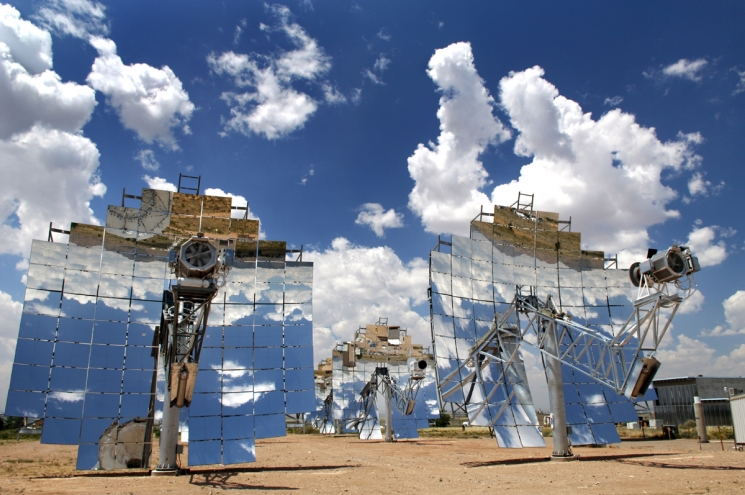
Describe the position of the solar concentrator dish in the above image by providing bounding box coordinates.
[327,321,439,439]
[429,202,654,448]
[7,186,315,469]
[331,357,437,440]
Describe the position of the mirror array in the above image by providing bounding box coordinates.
[10,238,163,469]
[7,187,315,469]
[561,365,631,445]
[181,259,315,466]
[429,205,655,448]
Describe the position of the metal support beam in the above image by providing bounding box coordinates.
[122,188,142,207]
[47,222,70,242]
[177,174,201,195]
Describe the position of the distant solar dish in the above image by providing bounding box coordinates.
[429,195,698,455]
[332,356,437,440]
[323,320,439,440]
[6,182,315,471]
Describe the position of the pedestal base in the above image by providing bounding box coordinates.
[550,455,577,462]
[151,468,180,476]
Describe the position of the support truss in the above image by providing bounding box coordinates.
[160,290,214,390]
[351,367,424,434]
[493,276,683,398]
[435,274,688,432]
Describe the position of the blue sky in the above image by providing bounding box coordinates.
[0,0,744,411]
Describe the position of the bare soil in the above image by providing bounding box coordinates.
[0,435,743,494]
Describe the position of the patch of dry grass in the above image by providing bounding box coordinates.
[418,426,492,438]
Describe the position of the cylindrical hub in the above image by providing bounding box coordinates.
[694,396,708,443]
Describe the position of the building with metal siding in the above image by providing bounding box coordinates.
[652,377,745,426]
[731,394,745,445]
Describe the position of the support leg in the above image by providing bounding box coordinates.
[384,380,393,442]
[152,396,180,474]
[544,326,573,459]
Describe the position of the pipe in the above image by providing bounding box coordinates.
[694,396,709,443]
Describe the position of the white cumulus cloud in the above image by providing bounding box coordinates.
[322,83,346,104]
[134,149,158,171]
[409,52,705,261]
[685,225,727,267]
[685,172,723,201]
[0,6,104,258]
[87,36,194,149]
[724,291,745,333]
[1,4,52,73]
[662,58,708,82]
[656,334,716,377]
[701,291,745,337]
[0,5,95,139]
[208,5,331,140]
[678,289,704,315]
[0,127,104,256]
[492,67,702,258]
[304,238,430,363]
[656,334,745,377]
[34,0,108,40]
[142,175,176,192]
[688,172,708,196]
[355,203,403,237]
[408,42,511,237]
[35,0,194,149]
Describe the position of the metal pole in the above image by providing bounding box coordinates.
[156,401,180,472]
[544,325,573,459]
[384,379,393,442]
[153,319,184,475]
[694,396,709,443]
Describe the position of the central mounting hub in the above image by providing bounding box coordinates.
[178,237,217,278]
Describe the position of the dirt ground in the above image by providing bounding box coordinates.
[0,435,743,495]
